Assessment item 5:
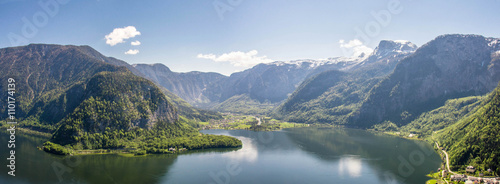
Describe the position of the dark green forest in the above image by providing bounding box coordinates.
[436,84,500,173]
[46,71,241,155]
[0,44,241,156]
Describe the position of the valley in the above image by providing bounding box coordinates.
[2,1,499,183]
[1,34,500,184]
[198,114,308,131]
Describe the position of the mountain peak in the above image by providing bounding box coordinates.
[133,63,172,73]
[356,40,417,67]
[423,34,498,48]
[372,40,417,58]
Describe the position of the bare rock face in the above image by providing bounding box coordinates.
[150,96,178,128]
[133,63,227,105]
[352,34,500,127]
[363,40,417,64]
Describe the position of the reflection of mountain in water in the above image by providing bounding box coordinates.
[0,132,178,184]
[69,154,178,184]
[284,127,441,184]
[210,129,299,153]
[2,129,442,184]
[0,132,224,184]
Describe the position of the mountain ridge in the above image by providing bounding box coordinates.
[351,34,500,127]
[0,43,241,154]
[134,39,418,115]
[274,39,418,123]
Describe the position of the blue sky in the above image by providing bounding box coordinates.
[1,0,500,75]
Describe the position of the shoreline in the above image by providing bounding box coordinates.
[4,124,244,157]
[41,143,243,157]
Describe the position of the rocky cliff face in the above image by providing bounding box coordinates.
[133,63,226,105]
[134,57,364,108]
[351,40,418,77]
[351,34,500,127]
[207,61,325,103]
[201,56,369,104]
[367,40,417,60]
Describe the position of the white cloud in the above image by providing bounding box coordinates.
[124,49,139,55]
[105,26,141,46]
[131,40,141,46]
[197,50,274,67]
[339,39,373,58]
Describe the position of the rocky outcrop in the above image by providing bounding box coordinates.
[133,63,226,105]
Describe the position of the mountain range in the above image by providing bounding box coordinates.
[351,34,500,127]
[275,39,418,124]
[1,33,499,171]
[133,39,418,115]
[0,44,239,153]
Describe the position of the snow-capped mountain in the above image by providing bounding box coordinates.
[266,39,418,75]
[135,39,421,109]
[357,40,418,66]
[266,55,366,72]
[354,34,500,127]
[373,40,417,57]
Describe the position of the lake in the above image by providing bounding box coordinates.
[0,128,441,184]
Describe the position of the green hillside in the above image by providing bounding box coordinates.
[49,71,177,146]
[275,70,381,124]
[0,44,241,155]
[436,83,500,173]
[400,95,485,137]
[212,94,277,115]
[45,71,241,154]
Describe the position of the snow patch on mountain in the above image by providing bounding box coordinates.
[370,40,417,59]
[263,39,418,73]
[268,56,364,70]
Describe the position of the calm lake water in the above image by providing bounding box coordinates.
[0,128,441,184]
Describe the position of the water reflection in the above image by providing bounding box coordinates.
[221,137,258,163]
[0,132,180,184]
[284,127,442,184]
[338,156,362,178]
[0,128,442,184]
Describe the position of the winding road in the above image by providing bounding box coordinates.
[436,142,457,175]
[434,141,496,184]
[436,142,454,184]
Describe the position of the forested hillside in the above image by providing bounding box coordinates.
[436,82,500,173]
[275,70,377,124]
[49,71,177,146]
[400,96,485,137]
[0,44,241,155]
